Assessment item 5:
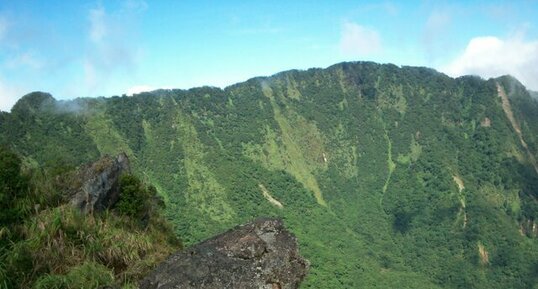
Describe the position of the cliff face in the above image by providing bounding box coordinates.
[68,153,130,214]
[140,218,309,289]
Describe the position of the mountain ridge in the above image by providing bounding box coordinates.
[6,61,524,113]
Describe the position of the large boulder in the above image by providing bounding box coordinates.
[140,218,309,289]
[68,153,130,214]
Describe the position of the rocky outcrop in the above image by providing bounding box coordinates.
[139,218,309,289]
[68,153,130,214]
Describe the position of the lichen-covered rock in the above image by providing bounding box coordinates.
[139,218,309,289]
[68,153,130,214]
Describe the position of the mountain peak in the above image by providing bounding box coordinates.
[11,91,55,113]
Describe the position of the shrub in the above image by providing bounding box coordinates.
[116,174,151,218]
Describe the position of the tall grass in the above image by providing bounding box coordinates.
[0,168,181,289]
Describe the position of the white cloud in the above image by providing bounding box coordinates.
[0,16,28,112]
[122,0,148,13]
[442,35,538,90]
[127,85,153,95]
[422,9,451,58]
[0,77,24,112]
[89,6,107,43]
[83,59,97,91]
[231,26,281,35]
[227,15,281,36]
[6,51,43,70]
[0,16,8,41]
[340,21,382,56]
[350,2,399,17]
[379,2,398,16]
[83,2,145,93]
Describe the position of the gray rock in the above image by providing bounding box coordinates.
[68,153,130,214]
[139,218,309,289]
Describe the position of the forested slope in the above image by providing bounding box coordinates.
[1,62,537,288]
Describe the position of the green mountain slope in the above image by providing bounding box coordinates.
[1,62,537,288]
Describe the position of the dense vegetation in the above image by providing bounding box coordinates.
[0,147,180,289]
[1,62,537,288]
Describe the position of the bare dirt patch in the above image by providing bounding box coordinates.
[478,243,489,265]
[453,176,464,192]
[453,175,467,227]
[497,83,538,175]
[259,184,284,209]
[480,117,491,127]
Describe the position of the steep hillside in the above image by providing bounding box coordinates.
[1,62,537,288]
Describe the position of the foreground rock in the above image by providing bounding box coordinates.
[67,153,130,214]
[140,218,309,289]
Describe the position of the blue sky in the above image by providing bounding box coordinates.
[1,0,538,111]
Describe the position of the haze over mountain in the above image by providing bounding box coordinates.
[1,61,538,288]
